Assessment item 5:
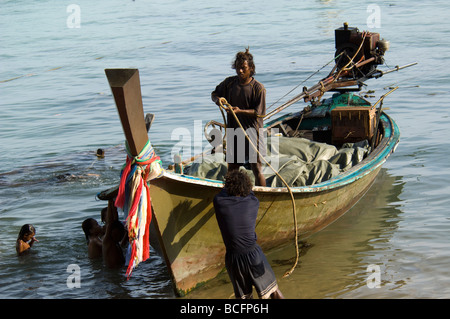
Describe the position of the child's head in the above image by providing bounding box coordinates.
[224,170,253,197]
[81,218,102,243]
[18,224,36,241]
[96,148,105,158]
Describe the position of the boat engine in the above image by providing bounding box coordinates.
[334,22,389,76]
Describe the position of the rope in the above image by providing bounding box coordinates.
[264,35,369,119]
[266,53,343,112]
[336,32,368,78]
[115,139,164,279]
[217,99,299,278]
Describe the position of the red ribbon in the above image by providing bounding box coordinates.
[115,157,132,209]
[117,154,160,278]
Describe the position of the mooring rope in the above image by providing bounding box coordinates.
[115,139,164,278]
[217,99,299,278]
[214,34,382,277]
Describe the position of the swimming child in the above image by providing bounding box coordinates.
[96,148,105,158]
[81,218,104,259]
[16,224,38,255]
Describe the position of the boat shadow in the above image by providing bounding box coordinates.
[149,179,221,263]
[163,199,216,259]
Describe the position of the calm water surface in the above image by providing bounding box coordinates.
[1,0,450,299]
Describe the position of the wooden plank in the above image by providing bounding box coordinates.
[105,68,148,156]
[331,106,376,145]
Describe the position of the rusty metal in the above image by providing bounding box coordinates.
[265,24,417,122]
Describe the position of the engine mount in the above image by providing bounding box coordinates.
[334,22,389,76]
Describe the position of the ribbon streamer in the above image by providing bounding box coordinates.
[115,140,164,278]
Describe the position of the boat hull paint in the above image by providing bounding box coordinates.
[148,113,399,296]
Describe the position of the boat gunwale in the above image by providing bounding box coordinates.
[156,112,399,194]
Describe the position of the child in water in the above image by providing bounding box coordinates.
[81,218,104,259]
[16,224,38,255]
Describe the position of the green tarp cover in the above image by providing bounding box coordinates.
[184,136,370,187]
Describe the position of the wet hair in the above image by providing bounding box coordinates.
[96,148,105,158]
[17,224,36,240]
[224,170,253,197]
[232,47,255,76]
[81,218,97,244]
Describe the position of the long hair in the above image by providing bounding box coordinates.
[232,47,255,76]
[81,218,96,244]
[17,224,36,240]
[224,170,253,197]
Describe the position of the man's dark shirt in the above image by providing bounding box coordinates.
[212,76,267,162]
[211,76,265,132]
[213,188,259,253]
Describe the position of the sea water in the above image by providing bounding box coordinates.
[1,0,450,299]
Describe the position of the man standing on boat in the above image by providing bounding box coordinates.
[214,170,283,299]
[211,48,266,186]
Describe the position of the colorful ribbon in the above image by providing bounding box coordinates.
[115,140,164,278]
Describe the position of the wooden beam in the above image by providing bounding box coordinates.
[105,68,148,156]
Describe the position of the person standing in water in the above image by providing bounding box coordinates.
[213,170,283,299]
[102,199,126,268]
[16,224,38,255]
[82,200,126,268]
[81,218,104,259]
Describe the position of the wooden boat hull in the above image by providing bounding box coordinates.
[148,112,399,296]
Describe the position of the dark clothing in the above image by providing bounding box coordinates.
[213,188,278,299]
[225,245,278,299]
[212,76,266,163]
[212,76,265,132]
[213,188,259,253]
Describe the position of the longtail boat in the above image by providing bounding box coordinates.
[98,24,415,296]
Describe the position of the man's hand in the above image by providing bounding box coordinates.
[218,97,228,107]
[226,106,240,114]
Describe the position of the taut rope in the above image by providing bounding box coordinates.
[218,99,299,278]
